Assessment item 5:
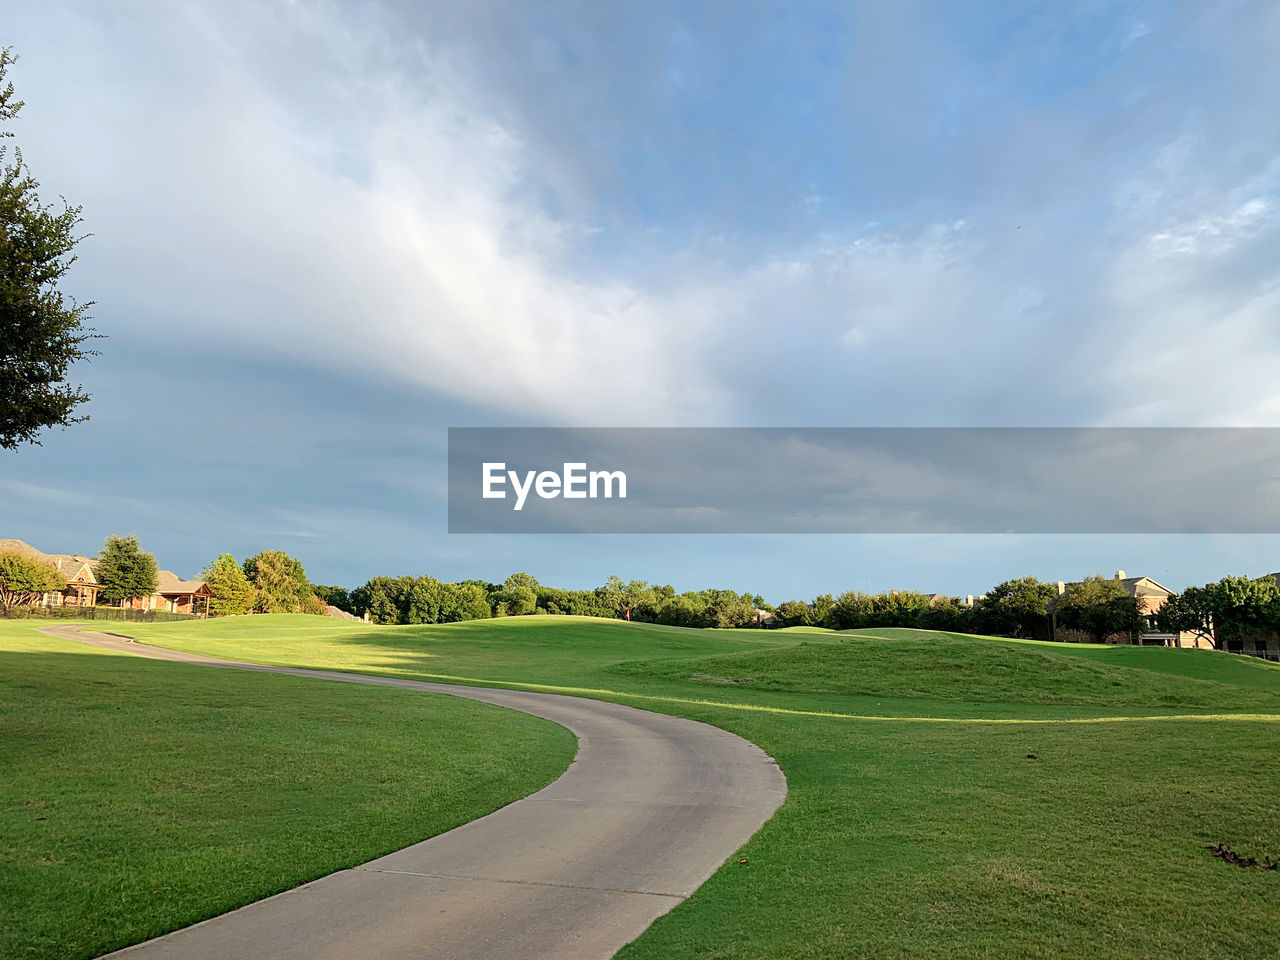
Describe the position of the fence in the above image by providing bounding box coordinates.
[6,605,201,624]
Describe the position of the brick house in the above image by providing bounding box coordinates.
[1048,570,1208,648]
[0,539,101,607]
[0,539,209,616]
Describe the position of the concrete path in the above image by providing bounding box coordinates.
[40,626,787,960]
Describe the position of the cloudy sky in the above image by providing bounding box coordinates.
[4,0,1279,599]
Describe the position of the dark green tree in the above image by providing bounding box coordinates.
[973,577,1057,637]
[496,584,537,617]
[351,575,402,624]
[1054,575,1142,643]
[0,48,99,449]
[773,599,812,628]
[828,590,874,630]
[95,536,158,605]
[1157,576,1280,649]
[312,584,351,613]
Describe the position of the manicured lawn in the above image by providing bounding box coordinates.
[68,616,1280,958]
[0,621,576,960]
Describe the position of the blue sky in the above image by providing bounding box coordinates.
[3,0,1279,600]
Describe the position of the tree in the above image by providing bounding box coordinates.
[504,571,539,592]
[773,599,812,628]
[496,584,537,617]
[95,536,158,606]
[351,575,403,624]
[701,588,756,628]
[598,575,656,620]
[1157,576,1280,649]
[1054,575,1142,643]
[439,582,491,622]
[243,550,310,613]
[974,577,1057,637]
[872,590,932,627]
[201,554,254,617]
[921,596,971,632]
[406,576,444,624]
[811,593,835,628]
[828,590,874,630]
[0,48,99,449]
[299,592,330,616]
[0,550,62,614]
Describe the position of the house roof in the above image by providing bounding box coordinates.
[156,570,209,595]
[1115,576,1174,598]
[0,539,98,584]
[1058,575,1174,598]
[1048,574,1174,613]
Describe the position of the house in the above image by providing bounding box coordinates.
[0,539,209,616]
[1048,570,1206,648]
[150,571,212,615]
[0,539,100,607]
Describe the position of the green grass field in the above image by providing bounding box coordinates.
[0,622,576,960]
[9,615,1280,958]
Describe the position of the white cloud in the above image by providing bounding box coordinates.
[13,2,731,426]
[9,1,1280,435]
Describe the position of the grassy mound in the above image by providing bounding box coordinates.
[610,633,1280,707]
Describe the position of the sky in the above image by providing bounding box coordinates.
[3,0,1279,601]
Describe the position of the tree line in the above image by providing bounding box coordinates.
[328,573,768,629]
[329,569,1280,650]
[4,537,1277,651]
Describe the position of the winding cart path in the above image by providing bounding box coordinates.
[41,626,787,960]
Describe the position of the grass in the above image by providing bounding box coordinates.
[614,634,1280,708]
[0,621,577,960]
[22,615,1280,959]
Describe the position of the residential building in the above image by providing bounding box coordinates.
[1048,570,1206,648]
[0,539,209,616]
[0,539,100,607]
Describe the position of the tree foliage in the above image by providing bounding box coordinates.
[0,549,62,614]
[95,536,158,605]
[312,584,351,613]
[242,550,317,614]
[773,599,813,627]
[350,575,493,625]
[1054,575,1142,643]
[202,554,254,617]
[972,577,1057,637]
[0,47,99,449]
[1157,576,1280,649]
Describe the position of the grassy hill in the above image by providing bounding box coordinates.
[0,621,575,960]
[19,614,1280,959]
[613,633,1280,707]
[844,626,1280,693]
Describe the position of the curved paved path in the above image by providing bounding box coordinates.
[41,626,787,960]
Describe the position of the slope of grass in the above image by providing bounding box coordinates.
[0,622,576,960]
[611,635,1280,708]
[79,616,1280,959]
[845,626,1280,694]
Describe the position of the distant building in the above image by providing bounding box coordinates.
[0,539,209,616]
[0,539,100,607]
[1048,570,1204,648]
